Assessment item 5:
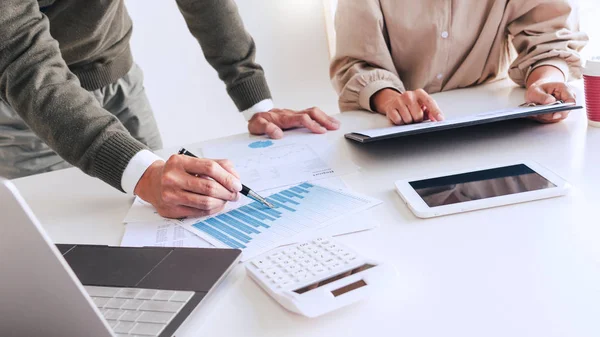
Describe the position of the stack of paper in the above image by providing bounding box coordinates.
[120,134,380,259]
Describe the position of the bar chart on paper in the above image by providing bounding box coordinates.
[181,183,381,261]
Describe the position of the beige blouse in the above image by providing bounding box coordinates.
[330,0,588,112]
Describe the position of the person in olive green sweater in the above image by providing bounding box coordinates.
[0,0,340,218]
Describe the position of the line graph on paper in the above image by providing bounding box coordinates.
[202,138,338,192]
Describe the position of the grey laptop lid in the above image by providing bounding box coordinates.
[0,179,242,337]
[0,178,114,337]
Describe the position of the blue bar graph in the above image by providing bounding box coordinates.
[193,222,245,249]
[265,198,296,212]
[281,190,304,199]
[250,202,282,218]
[240,205,276,221]
[216,214,260,234]
[184,183,376,260]
[300,183,314,189]
[230,209,269,228]
[205,218,251,243]
[290,186,309,194]
[271,193,299,205]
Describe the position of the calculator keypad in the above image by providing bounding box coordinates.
[249,238,361,290]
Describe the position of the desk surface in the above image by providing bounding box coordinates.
[13,80,600,337]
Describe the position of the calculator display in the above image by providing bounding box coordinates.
[293,263,375,294]
[409,164,555,207]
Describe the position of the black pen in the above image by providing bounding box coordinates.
[178,148,275,209]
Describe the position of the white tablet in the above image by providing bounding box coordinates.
[395,161,570,218]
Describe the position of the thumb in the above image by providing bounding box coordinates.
[527,85,556,105]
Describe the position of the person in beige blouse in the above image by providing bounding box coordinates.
[330,0,588,125]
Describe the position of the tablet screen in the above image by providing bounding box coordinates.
[409,164,556,207]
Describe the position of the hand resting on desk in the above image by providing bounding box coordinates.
[248,107,340,139]
[134,156,242,219]
[371,88,445,125]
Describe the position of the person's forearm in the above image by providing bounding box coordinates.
[330,0,406,112]
[0,0,146,191]
[175,0,271,111]
[507,0,587,87]
[526,65,566,88]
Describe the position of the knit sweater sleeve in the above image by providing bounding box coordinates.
[176,0,272,111]
[0,0,147,191]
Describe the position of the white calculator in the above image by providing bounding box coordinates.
[246,237,388,317]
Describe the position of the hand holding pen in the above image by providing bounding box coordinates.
[178,148,274,208]
[133,150,246,219]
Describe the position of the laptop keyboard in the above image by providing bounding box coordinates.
[85,286,194,336]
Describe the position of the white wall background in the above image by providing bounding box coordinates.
[126,0,338,149]
[579,0,600,60]
[127,0,600,149]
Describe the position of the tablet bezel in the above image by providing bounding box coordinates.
[394,161,570,218]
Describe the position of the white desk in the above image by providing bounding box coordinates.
[13,81,600,337]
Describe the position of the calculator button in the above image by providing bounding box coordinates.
[280,259,293,267]
[308,248,321,256]
[322,258,337,266]
[280,278,294,287]
[298,244,316,253]
[341,252,357,260]
[283,264,299,273]
[274,255,291,264]
[264,268,281,279]
[313,266,327,275]
[292,253,308,262]
[292,267,309,275]
[274,274,290,284]
[252,259,273,269]
[314,252,332,261]
[300,258,315,267]
[331,248,346,255]
[295,273,310,282]
[282,247,299,256]
[307,263,323,272]
[346,256,358,263]
[330,262,343,270]
[287,249,303,257]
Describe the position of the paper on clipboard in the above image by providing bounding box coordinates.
[346,102,581,142]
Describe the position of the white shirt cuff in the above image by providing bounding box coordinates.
[121,150,164,195]
[241,99,275,121]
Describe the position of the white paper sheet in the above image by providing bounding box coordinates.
[201,134,358,192]
[119,208,378,251]
[123,197,164,223]
[122,177,349,224]
[121,222,213,248]
[179,183,382,261]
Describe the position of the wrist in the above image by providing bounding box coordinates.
[371,88,401,113]
[133,160,164,200]
[526,65,566,88]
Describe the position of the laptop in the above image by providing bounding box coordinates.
[0,178,241,337]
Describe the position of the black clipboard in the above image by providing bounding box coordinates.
[345,102,582,143]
